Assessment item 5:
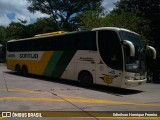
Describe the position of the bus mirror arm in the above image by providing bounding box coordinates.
[147,45,156,59]
[122,40,135,57]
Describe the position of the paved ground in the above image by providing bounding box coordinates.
[0,63,160,119]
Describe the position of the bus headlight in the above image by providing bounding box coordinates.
[125,76,135,80]
[126,64,139,72]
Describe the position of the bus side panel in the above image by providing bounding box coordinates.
[43,50,77,79]
[75,51,97,83]
[6,59,15,71]
[60,50,123,86]
[96,64,123,87]
[6,51,54,75]
[61,62,75,80]
[61,50,96,82]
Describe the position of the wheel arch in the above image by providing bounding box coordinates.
[78,70,94,84]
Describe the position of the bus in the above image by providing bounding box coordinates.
[6,27,156,88]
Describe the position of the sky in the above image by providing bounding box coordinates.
[0,0,119,27]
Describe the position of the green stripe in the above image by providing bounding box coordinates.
[50,51,76,78]
[43,51,63,76]
[44,51,76,78]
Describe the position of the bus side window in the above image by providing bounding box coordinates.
[50,37,60,50]
[7,43,14,52]
[27,41,34,51]
[76,31,96,51]
[46,37,52,51]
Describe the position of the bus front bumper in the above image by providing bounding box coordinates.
[122,78,147,88]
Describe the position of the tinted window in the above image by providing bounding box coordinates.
[7,31,97,52]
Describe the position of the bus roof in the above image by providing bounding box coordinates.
[7,27,139,43]
[7,30,91,43]
[92,27,139,35]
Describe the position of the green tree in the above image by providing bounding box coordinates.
[114,0,160,18]
[79,10,105,29]
[104,11,149,42]
[34,17,59,33]
[27,0,103,30]
[0,26,7,44]
[6,22,27,39]
[79,10,149,42]
[26,17,60,37]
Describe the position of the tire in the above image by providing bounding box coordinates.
[15,64,21,74]
[78,71,93,87]
[21,65,28,76]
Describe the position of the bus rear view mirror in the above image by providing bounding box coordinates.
[147,45,156,59]
[122,40,135,57]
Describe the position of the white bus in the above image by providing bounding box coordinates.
[6,27,156,88]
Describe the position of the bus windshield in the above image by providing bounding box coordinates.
[120,31,146,73]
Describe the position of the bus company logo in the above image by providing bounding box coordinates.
[100,74,118,84]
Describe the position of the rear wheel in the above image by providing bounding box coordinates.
[21,65,28,76]
[78,71,93,87]
[15,64,21,74]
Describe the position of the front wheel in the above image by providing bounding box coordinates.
[78,71,93,87]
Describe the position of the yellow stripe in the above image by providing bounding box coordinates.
[0,97,160,107]
[0,88,47,94]
[6,88,47,94]
[1,87,160,107]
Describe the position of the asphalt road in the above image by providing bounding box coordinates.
[0,63,160,120]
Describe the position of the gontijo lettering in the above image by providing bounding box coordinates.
[19,54,38,58]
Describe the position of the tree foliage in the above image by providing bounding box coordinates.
[6,22,27,39]
[80,10,149,42]
[79,10,105,29]
[27,17,60,37]
[0,17,60,44]
[0,26,7,44]
[27,0,102,30]
[104,11,149,42]
[114,0,160,18]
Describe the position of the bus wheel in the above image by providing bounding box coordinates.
[78,71,93,87]
[15,64,21,74]
[21,65,28,76]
